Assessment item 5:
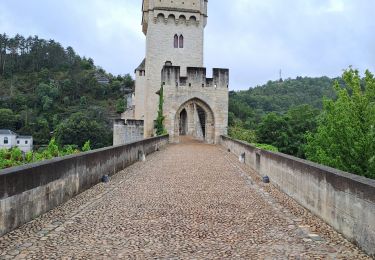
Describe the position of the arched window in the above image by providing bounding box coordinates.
[157,13,165,22]
[179,35,184,48]
[4,137,8,144]
[174,34,178,48]
[189,16,197,22]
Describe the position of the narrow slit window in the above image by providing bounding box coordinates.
[174,34,178,48]
[179,35,184,48]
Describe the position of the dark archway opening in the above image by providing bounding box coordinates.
[179,109,188,135]
[196,105,206,138]
[174,98,215,144]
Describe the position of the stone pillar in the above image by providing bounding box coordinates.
[194,103,204,140]
[187,103,195,136]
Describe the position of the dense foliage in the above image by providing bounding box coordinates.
[256,105,320,158]
[155,86,167,136]
[231,76,337,116]
[229,69,375,179]
[306,69,375,179]
[229,77,329,158]
[0,138,91,170]
[0,33,133,148]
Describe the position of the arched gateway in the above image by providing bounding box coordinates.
[174,98,215,143]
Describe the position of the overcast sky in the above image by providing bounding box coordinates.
[0,0,374,90]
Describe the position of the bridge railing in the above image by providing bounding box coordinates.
[0,135,169,237]
[220,135,375,257]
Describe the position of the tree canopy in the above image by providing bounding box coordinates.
[229,77,332,158]
[305,68,375,179]
[0,33,134,147]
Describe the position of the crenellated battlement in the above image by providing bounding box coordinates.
[161,63,229,89]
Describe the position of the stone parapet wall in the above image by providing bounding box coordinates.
[162,66,229,88]
[220,135,375,257]
[113,119,145,145]
[0,135,169,237]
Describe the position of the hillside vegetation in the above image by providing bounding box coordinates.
[0,34,133,148]
[229,70,375,179]
[229,76,338,127]
[228,76,339,157]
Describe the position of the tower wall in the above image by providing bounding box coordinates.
[142,9,205,137]
[134,70,147,120]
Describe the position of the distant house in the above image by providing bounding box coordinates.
[0,130,17,150]
[0,130,33,153]
[16,136,34,153]
[95,74,110,85]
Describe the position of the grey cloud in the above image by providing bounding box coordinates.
[1,0,374,90]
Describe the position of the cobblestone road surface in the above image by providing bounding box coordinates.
[0,139,371,259]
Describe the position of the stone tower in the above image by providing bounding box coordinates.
[114,0,229,145]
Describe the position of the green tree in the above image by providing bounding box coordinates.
[82,140,91,152]
[256,112,289,150]
[55,112,111,149]
[228,126,257,144]
[36,83,59,111]
[284,105,319,158]
[32,117,51,144]
[0,109,19,130]
[306,68,375,179]
[122,74,134,89]
[45,137,59,158]
[255,105,319,158]
[80,96,88,106]
[115,98,126,114]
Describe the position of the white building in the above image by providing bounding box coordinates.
[0,130,33,153]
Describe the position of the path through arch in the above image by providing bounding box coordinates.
[174,98,215,143]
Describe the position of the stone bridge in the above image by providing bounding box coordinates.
[0,136,374,259]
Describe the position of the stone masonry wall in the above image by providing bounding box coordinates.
[113,119,145,146]
[141,11,205,137]
[220,135,375,257]
[0,135,169,237]
[163,66,229,144]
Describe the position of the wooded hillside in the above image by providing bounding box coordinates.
[0,34,133,148]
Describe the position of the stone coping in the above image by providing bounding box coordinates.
[220,135,375,202]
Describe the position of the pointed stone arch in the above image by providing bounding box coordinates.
[174,98,215,143]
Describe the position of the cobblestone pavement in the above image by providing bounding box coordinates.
[0,139,371,259]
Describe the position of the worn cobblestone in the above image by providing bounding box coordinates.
[0,139,371,259]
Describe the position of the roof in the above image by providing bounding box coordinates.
[0,129,16,135]
[135,58,146,72]
[96,76,110,83]
[95,73,110,85]
[17,136,33,139]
